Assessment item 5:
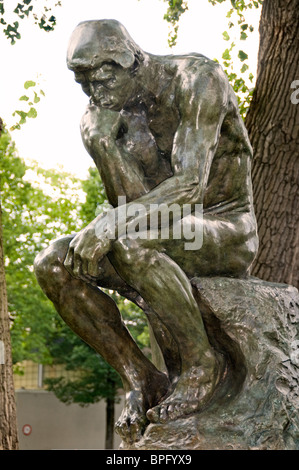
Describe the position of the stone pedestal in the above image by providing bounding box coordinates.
[121,276,299,450]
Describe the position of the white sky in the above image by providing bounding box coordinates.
[1,0,261,179]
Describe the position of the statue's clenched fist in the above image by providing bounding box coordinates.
[80,104,127,153]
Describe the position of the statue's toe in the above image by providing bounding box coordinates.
[146,405,160,423]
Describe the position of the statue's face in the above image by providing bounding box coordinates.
[73,61,135,110]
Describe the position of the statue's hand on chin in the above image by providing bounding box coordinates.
[80,104,127,153]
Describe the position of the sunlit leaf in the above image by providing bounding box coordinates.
[24,80,36,89]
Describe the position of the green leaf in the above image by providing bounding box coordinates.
[240,63,249,73]
[222,48,232,61]
[33,92,40,104]
[24,80,36,89]
[238,50,248,61]
[27,107,37,119]
[14,110,27,124]
[222,31,230,41]
[19,95,29,101]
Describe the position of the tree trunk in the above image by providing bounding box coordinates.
[0,201,19,450]
[105,395,115,449]
[245,0,299,288]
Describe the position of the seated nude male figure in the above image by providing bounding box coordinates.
[34,20,258,443]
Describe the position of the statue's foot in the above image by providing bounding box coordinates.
[115,390,149,444]
[116,372,170,443]
[146,352,225,424]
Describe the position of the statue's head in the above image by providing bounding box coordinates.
[67,19,144,110]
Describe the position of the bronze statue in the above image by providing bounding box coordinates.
[34,19,258,443]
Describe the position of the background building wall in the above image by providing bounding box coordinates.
[16,389,123,450]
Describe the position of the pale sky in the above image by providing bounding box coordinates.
[1,0,261,179]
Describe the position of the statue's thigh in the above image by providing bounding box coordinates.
[97,253,142,304]
[132,213,256,278]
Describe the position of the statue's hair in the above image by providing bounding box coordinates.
[67,19,145,73]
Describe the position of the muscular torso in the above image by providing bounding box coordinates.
[116,108,173,192]
[87,54,255,216]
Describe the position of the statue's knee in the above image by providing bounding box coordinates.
[34,235,73,292]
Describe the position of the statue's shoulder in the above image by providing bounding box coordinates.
[162,53,226,90]
[160,54,228,111]
[166,53,221,73]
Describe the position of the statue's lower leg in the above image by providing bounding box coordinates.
[34,240,170,442]
[110,243,226,424]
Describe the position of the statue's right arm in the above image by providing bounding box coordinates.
[80,105,151,206]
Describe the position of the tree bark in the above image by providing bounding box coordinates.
[245,0,299,288]
[0,128,19,449]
